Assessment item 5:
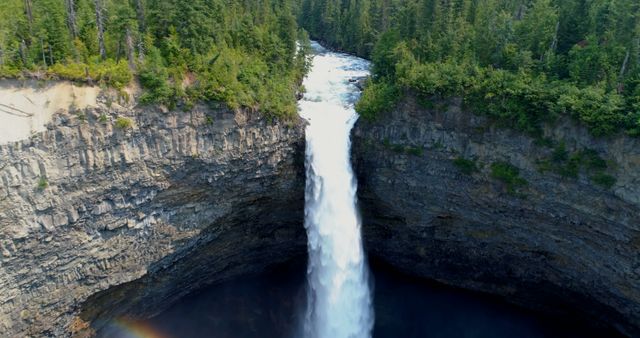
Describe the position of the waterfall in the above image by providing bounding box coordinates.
[299,42,373,338]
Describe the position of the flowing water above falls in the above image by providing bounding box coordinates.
[298,42,373,338]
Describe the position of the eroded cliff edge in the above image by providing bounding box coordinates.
[0,85,306,336]
[352,95,640,336]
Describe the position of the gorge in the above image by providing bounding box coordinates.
[0,41,638,338]
[1,0,640,336]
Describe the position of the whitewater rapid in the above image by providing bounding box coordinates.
[299,42,373,338]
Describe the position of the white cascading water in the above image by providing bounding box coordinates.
[299,42,373,338]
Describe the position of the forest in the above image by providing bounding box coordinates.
[0,0,310,119]
[299,0,640,136]
[1,0,639,134]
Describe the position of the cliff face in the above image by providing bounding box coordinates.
[0,93,306,336]
[3,80,640,337]
[352,95,640,336]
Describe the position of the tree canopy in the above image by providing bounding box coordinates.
[0,0,311,119]
[301,0,640,136]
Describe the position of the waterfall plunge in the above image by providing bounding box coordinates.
[299,42,373,338]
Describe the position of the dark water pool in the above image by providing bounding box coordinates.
[100,259,623,338]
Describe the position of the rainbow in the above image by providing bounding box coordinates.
[101,318,171,338]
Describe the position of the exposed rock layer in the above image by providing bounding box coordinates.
[2,83,639,337]
[0,96,306,336]
[352,95,640,336]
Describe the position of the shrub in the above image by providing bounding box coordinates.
[115,117,134,129]
[355,80,399,120]
[538,145,614,183]
[491,161,527,192]
[406,146,424,156]
[381,138,423,156]
[48,59,133,89]
[0,65,22,78]
[37,176,48,190]
[556,85,625,136]
[590,173,616,189]
[578,149,608,171]
[383,46,636,137]
[138,47,174,105]
[453,157,478,175]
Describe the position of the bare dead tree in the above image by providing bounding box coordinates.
[515,3,526,20]
[116,39,121,61]
[620,49,630,79]
[65,0,78,39]
[94,0,107,60]
[382,0,390,31]
[134,0,146,62]
[550,20,560,52]
[134,0,146,34]
[24,0,33,26]
[541,20,561,62]
[636,37,640,68]
[618,49,630,93]
[137,39,145,63]
[24,0,33,43]
[125,28,136,70]
[19,40,27,65]
[40,38,47,67]
[48,43,54,65]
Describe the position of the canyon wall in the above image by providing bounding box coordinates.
[0,85,306,337]
[352,95,640,336]
[3,80,640,337]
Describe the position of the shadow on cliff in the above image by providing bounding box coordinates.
[79,145,308,335]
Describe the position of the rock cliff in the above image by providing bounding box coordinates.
[0,87,306,336]
[3,81,640,337]
[352,95,640,336]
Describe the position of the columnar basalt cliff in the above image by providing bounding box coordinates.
[3,81,640,337]
[352,95,640,336]
[0,86,306,336]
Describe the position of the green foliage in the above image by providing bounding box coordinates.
[491,162,528,193]
[578,149,608,171]
[0,0,308,120]
[37,176,48,190]
[537,141,580,178]
[300,0,640,137]
[467,69,559,135]
[453,157,478,175]
[114,117,133,129]
[406,146,424,157]
[396,52,477,98]
[381,138,423,157]
[536,142,616,189]
[371,29,401,79]
[356,80,399,120]
[590,173,617,189]
[0,66,22,78]
[138,46,173,105]
[556,86,625,136]
[49,59,132,89]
